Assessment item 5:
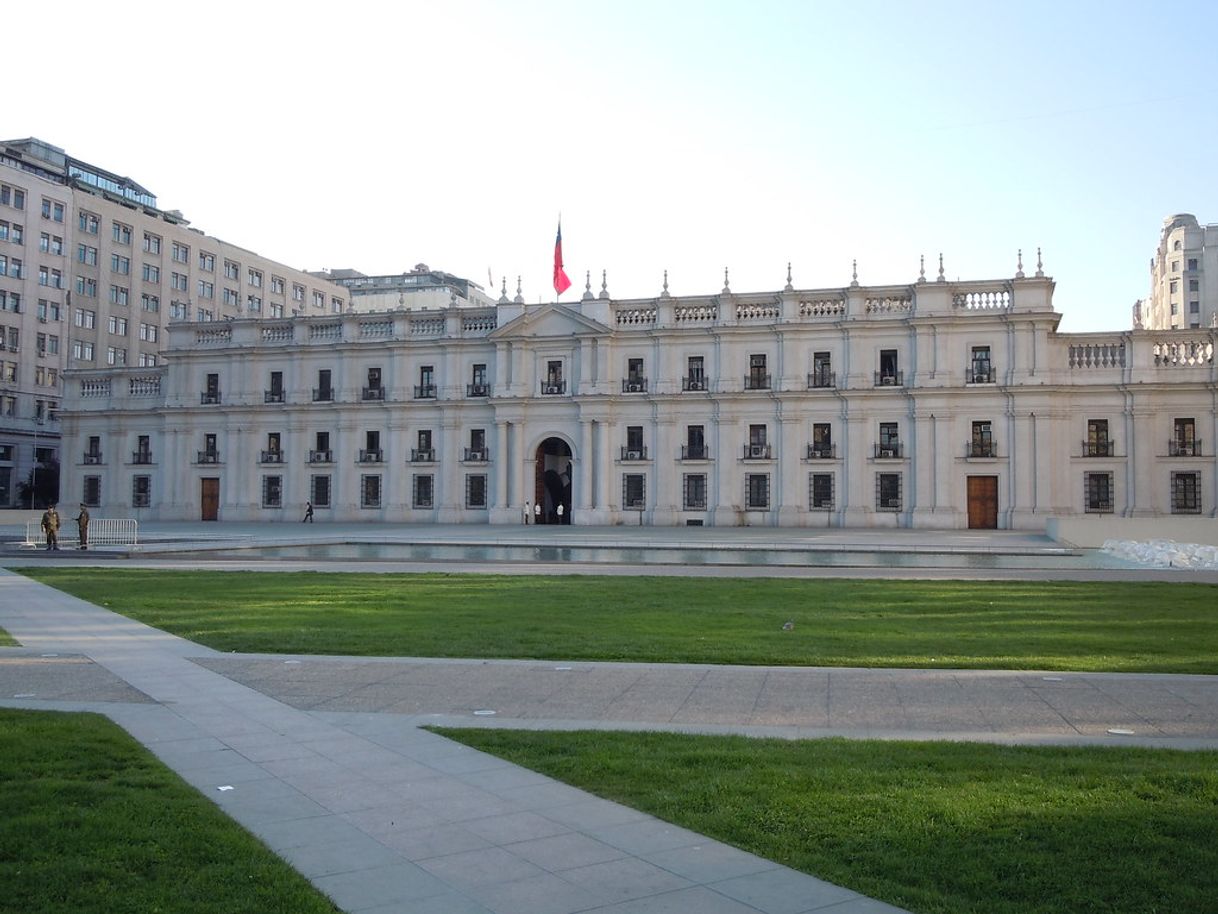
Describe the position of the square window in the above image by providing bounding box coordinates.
[261,475,283,508]
[683,473,707,510]
[413,474,434,509]
[466,474,488,509]
[876,473,902,511]
[745,473,770,510]
[310,474,331,508]
[810,473,834,510]
[132,475,151,507]
[1084,472,1113,513]
[623,473,646,509]
[360,474,382,508]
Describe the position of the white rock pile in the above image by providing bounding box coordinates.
[1101,539,1218,569]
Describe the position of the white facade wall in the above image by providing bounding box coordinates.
[57,274,1218,528]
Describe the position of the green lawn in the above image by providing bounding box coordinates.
[19,569,1218,672]
[436,728,1218,914]
[0,627,16,646]
[0,708,338,914]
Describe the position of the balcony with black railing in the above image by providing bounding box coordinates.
[264,390,284,403]
[682,376,707,392]
[619,446,648,461]
[362,386,385,401]
[1082,440,1115,457]
[806,443,836,459]
[680,444,709,460]
[467,382,491,397]
[874,442,903,459]
[308,449,333,463]
[82,452,103,465]
[621,378,649,394]
[312,388,333,402]
[742,443,772,459]
[410,448,435,463]
[541,380,566,395]
[965,364,994,384]
[260,450,285,463]
[1169,439,1202,457]
[358,449,383,464]
[874,371,904,387]
[131,451,153,465]
[807,369,835,389]
[743,374,771,391]
[200,391,222,404]
[413,384,436,399]
[966,440,996,458]
[463,448,490,462]
[196,451,221,464]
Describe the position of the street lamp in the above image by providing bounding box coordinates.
[30,415,44,509]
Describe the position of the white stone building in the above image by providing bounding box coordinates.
[0,138,348,506]
[57,259,1217,528]
[1135,213,1217,331]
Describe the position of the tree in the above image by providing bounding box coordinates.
[17,457,59,509]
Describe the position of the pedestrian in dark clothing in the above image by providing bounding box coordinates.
[75,504,90,550]
[303,501,314,523]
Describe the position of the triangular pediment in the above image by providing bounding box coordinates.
[489,303,611,340]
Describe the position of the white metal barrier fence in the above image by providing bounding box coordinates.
[24,518,139,548]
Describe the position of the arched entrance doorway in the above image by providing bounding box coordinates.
[534,437,573,524]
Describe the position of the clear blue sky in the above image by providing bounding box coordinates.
[7,0,1216,330]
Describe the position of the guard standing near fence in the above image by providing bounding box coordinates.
[75,504,90,550]
[41,505,60,551]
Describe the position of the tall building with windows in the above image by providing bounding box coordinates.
[0,138,347,506]
[57,264,1217,527]
[1136,213,1217,331]
[317,265,495,311]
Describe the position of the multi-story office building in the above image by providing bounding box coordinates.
[1135,213,1217,331]
[318,265,495,311]
[0,138,347,506]
[57,264,1216,527]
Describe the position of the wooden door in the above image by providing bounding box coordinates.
[967,476,998,529]
[201,477,220,522]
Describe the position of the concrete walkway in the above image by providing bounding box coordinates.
[2,526,1217,913]
[0,568,909,914]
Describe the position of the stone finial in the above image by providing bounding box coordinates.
[513,275,525,304]
[784,262,794,292]
[917,254,926,283]
[1035,247,1044,278]
[936,253,945,283]
[598,269,610,300]
[581,270,594,301]
[850,259,859,288]
[660,270,670,299]
[722,267,731,294]
[398,292,407,311]
[1015,249,1025,279]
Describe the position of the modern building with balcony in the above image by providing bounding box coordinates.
[56,261,1216,528]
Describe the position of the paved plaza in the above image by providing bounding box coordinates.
[2,523,1216,913]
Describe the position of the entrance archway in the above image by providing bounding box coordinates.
[534,437,573,524]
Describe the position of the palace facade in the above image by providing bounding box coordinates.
[57,266,1216,528]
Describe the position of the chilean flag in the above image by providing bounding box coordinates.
[553,221,572,296]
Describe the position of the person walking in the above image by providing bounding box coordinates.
[522,501,531,524]
[74,503,90,550]
[302,501,314,523]
[41,504,60,551]
[534,502,542,525]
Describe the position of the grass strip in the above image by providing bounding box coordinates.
[20,569,1218,672]
[435,728,1218,914]
[0,709,338,914]
[0,627,16,646]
